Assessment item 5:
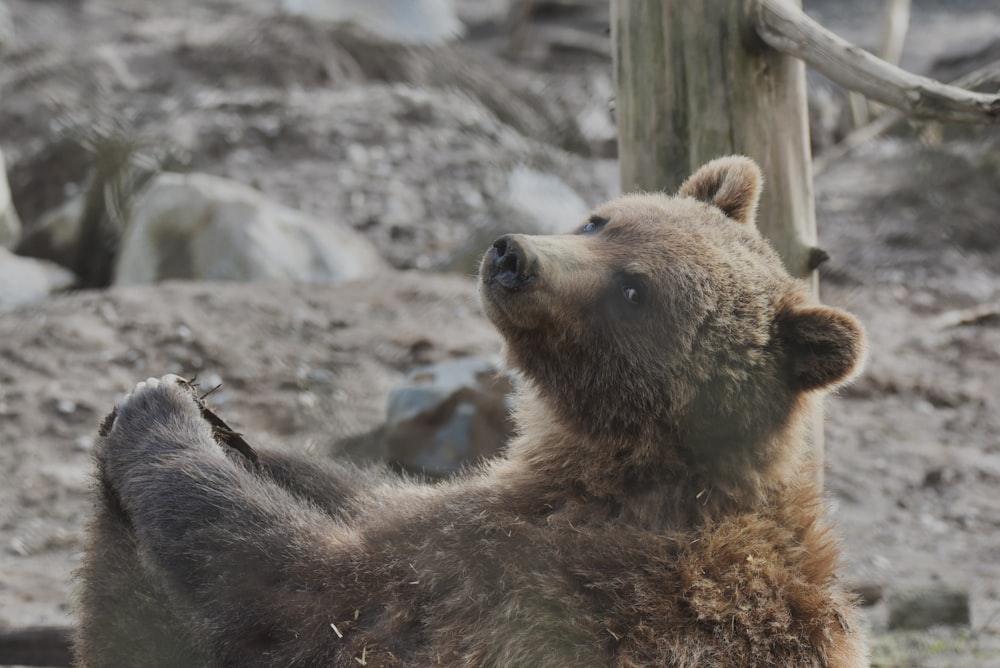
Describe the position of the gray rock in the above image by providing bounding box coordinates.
[113,172,384,286]
[0,149,21,249]
[384,357,514,476]
[442,164,591,273]
[500,164,592,234]
[0,0,12,56]
[887,585,971,631]
[574,73,618,158]
[17,195,84,270]
[0,247,75,311]
[281,0,464,45]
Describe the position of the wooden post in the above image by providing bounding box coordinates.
[611,0,824,481]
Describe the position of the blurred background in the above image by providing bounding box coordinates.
[0,0,998,665]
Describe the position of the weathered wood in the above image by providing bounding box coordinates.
[753,0,1000,124]
[612,0,819,281]
[847,0,911,131]
[878,0,911,66]
[611,0,824,479]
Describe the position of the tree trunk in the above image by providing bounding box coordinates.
[611,0,824,481]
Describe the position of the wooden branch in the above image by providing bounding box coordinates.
[814,59,1000,174]
[877,0,910,65]
[752,0,1000,125]
[846,0,911,127]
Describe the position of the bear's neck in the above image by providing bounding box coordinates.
[499,385,819,529]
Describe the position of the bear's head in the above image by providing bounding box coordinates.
[479,156,865,504]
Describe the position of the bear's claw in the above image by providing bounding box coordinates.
[98,375,199,438]
[98,373,259,467]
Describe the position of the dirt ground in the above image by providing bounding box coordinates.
[817,141,1000,665]
[1,1,999,666]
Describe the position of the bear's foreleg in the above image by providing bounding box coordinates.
[79,375,367,667]
[253,447,396,521]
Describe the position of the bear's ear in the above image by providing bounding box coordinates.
[677,156,762,226]
[778,305,866,392]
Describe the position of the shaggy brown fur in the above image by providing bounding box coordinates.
[75,156,868,667]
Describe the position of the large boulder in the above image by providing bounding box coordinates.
[114,172,384,286]
[0,149,21,249]
[0,247,75,311]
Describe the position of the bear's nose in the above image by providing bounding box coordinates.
[488,234,536,290]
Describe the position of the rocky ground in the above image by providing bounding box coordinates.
[1,0,999,666]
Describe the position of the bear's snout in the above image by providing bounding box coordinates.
[486,234,537,291]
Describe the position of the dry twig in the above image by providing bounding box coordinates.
[814,59,1000,174]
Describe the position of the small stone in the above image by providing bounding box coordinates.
[307,368,335,385]
[849,582,884,607]
[347,143,368,167]
[384,357,513,476]
[56,399,76,415]
[887,586,971,630]
[871,554,892,572]
[298,391,318,410]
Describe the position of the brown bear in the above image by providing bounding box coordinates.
[75,156,867,667]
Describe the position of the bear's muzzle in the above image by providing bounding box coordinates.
[483,234,538,292]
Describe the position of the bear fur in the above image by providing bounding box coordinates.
[75,156,868,667]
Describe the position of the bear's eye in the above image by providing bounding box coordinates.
[613,273,648,310]
[622,285,643,305]
[580,215,609,234]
